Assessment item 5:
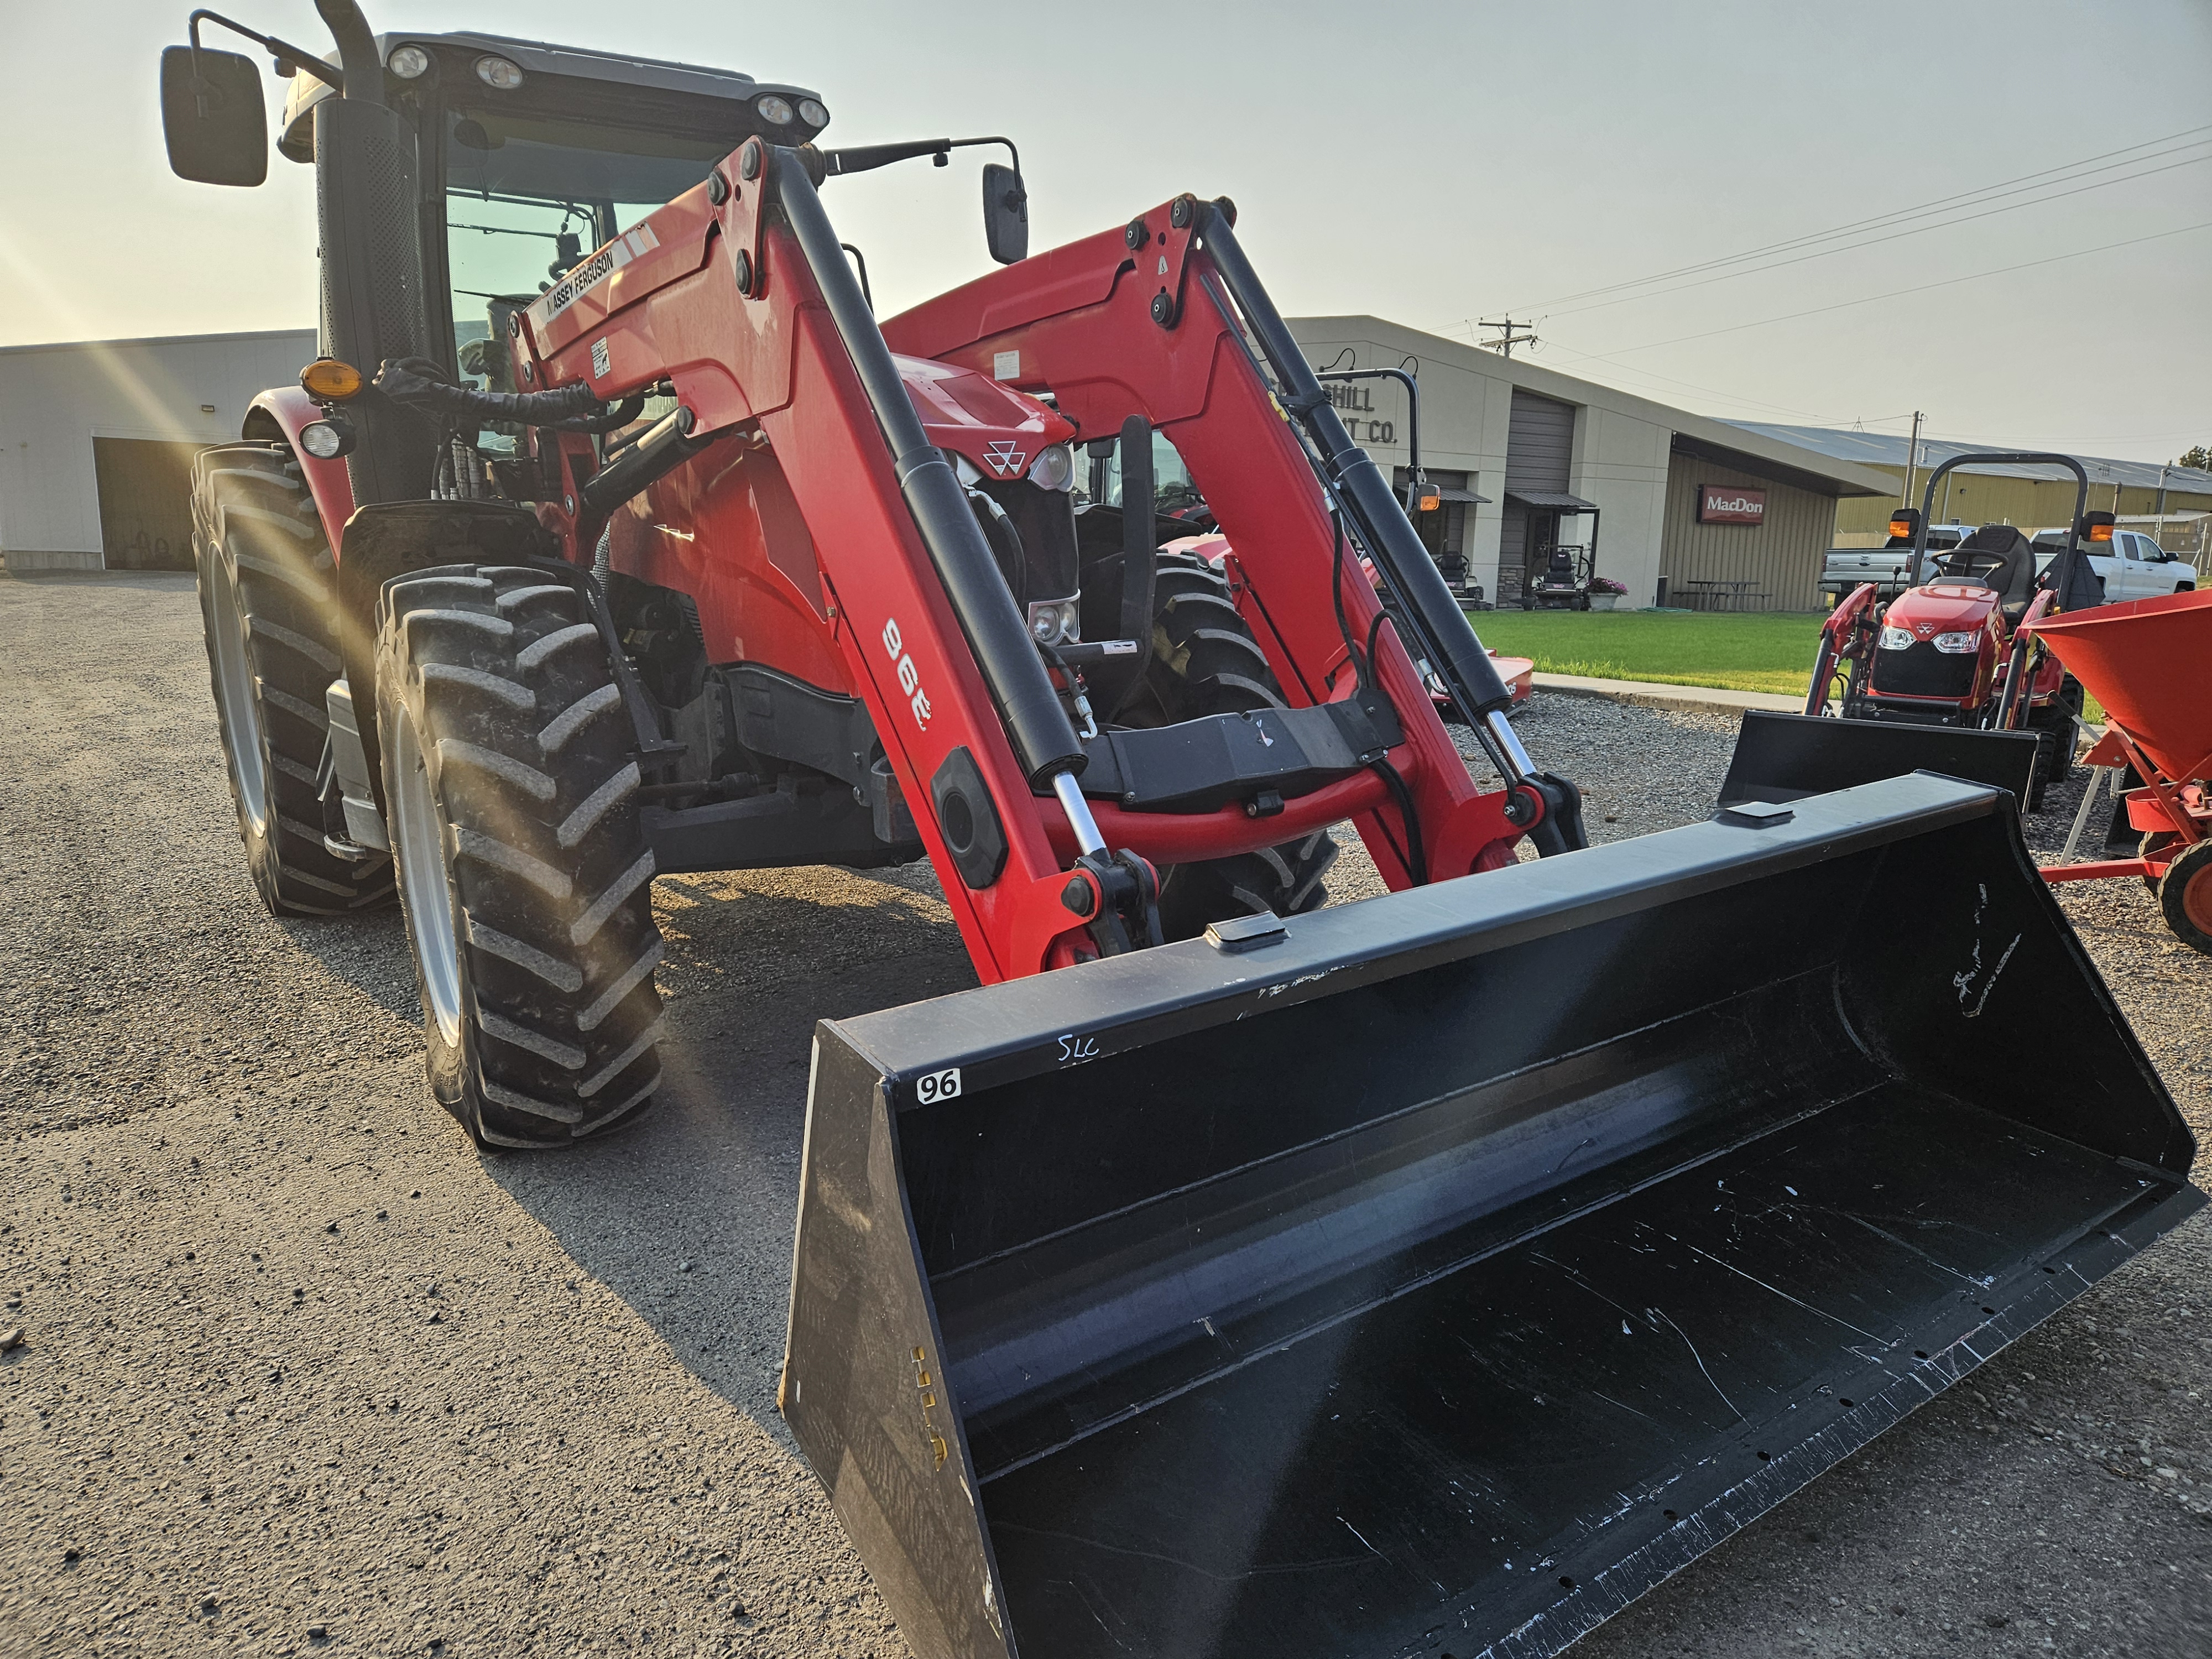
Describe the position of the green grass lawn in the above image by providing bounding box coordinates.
[1467,608,1825,696]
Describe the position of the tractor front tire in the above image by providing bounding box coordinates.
[377,564,666,1150]
[2159,839,2212,955]
[190,444,394,916]
[2024,684,2083,813]
[1129,552,1338,940]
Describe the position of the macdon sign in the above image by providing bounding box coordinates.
[1700,484,1766,525]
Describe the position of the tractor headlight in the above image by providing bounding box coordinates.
[1932,630,1980,654]
[797,98,828,129]
[1026,444,1074,492]
[387,44,432,79]
[299,416,354,460]
[473,54,524,90]
[756,94,796,126]
[1880,625,1915,650]
[1027,599,1079,645]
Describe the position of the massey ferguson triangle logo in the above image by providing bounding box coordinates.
[983,440,1026,477]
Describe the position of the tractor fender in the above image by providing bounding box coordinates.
[242,385,358,556]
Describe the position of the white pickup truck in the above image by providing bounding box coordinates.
[1819,525,1976,601]
[2030,527,2198,603]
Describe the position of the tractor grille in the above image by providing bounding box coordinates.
[1872,641,1977,700]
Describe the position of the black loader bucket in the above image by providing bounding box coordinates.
[1719,709,2041,809]
[782,774,2199,1659]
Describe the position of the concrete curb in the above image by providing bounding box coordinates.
[1531,672,1803,718]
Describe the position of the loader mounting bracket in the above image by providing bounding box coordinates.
[1066,688,1403,814]
[1072,848,1164,956]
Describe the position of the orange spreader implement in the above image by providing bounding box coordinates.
[2026,588,2212,785]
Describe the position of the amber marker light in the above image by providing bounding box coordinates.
[300,358,364,400]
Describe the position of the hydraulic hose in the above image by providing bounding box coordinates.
[372,357,641,432]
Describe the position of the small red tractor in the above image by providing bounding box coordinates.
[1720,452,2106,813]
[159,9,2205,1658]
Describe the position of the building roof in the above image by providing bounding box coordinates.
[1506,489,1598,513]
[1288,316,1896,498]
[1721,424,2212,495]
[0,328,316,358]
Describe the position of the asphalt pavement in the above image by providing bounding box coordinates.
[2,570,2208,1658]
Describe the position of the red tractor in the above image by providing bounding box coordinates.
[1721,453,2106,813]
[158,12,2209,1659]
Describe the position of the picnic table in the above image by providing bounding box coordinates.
[1679,578,1767,612]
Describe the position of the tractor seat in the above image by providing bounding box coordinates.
[1545,548,1575,578]
[1944,525,2039,623]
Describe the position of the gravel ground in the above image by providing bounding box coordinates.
[3,572,2208,1657]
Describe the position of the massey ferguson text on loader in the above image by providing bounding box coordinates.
[1719,453,2106,815]
[161,9,2205,1657]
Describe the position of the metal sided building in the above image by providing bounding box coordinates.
[0,329,317,573]
[1287,316,1895,611]
[1727,424,2212,560]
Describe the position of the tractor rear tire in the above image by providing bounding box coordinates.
[376,564,666,1150]
[190,444,395,916]
[2158,839,2212,955]
[1127,551,1337,941]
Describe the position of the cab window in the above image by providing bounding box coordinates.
[442,108,726,450]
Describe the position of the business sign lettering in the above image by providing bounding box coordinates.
[1699,485,1766,525]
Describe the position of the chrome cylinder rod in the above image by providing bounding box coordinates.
[1484,708,1537,785]
[1053,771,1107,857]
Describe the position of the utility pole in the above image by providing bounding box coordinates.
[1901,411,1923,509]
[1478,317,1538,359]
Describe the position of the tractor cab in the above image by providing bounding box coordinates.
[270,32,826,385]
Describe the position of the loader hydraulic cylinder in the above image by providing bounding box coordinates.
[1193,203,1517,730]
[774,148,1087,789]
[580,405,717,518]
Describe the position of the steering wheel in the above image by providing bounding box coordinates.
[1930,548,2008,583]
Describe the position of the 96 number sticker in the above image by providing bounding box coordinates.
[915,1067,962,1104]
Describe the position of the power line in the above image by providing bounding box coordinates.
[1516,338,1896,423]
[1537,149,2211,321]
[1496,121,2212,313]
[1575,219,2212,359]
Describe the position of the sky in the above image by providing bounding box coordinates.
[3,0,2207,465]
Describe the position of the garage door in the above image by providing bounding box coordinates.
[1504,392,1574,494]
[93,437,206,571]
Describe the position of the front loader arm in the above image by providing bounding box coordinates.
[885,196,1550,883]
[520,142,1117,979]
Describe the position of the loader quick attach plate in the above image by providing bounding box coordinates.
[782,774,2201,1659]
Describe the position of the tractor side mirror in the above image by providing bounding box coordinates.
[160,46,269,187]
[982,163,1028,265]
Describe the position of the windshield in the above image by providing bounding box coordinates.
[1080,430,1201,510]
[443,107,727,439]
